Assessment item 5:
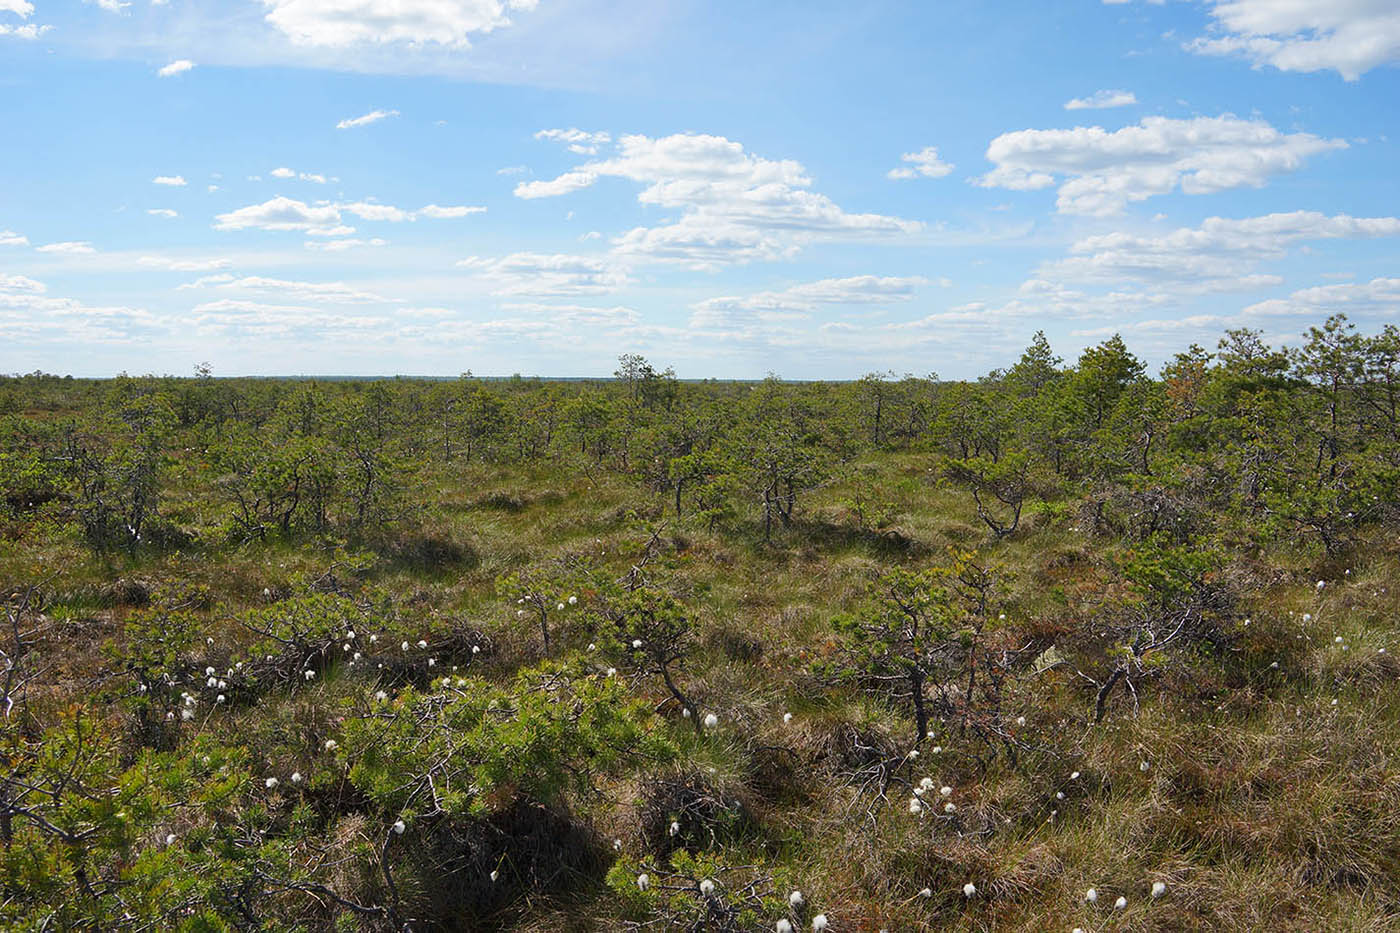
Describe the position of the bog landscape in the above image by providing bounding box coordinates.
[4,329,1400,930]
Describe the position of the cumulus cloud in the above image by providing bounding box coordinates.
[417,204,487,218]
[304,237,388,251]
[36,241,96,254]
[1043,211,1400,291]
[265,0,538,47]
[1,275,155,345]
[1242,277,1400,317]
[215,197,348,234]
[0,273,45,293]
[692,275,931,327]
[157,60,195,77]
[270,166,328,182]
[535,128,612,155]
[0,0,34,15]
[1064,89,1137,110]
[456,252,629,296]
[514,170,598,199]
[977,114,1346,215]
[137,255,232,271]
[214,197,479,235]
[153,175,187,186]
[1187,0,1400,80]
[887,147,955,180]
[180,274,392,303]
[336,108,399,129]
[0,230,28,247]
[519,132,921,267]
[0,23,52,38]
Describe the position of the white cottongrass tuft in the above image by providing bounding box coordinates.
[632,639,643,648]
[783,712,793,723]
[811,916,828,931]
[776,922,793,933]
[963,882,976,897]
[392,819,406,834]
[165,833,177,845]
[324,739,337,751]
[1085,888,1098,903]
[1151,881,1166,898]
[1114,896,1127,909]
[703,713,719,728]
[490,870,498,882]
[943,802,956,813]
[417,640,428,649]
[669,821,680,836]
[265,777,279,789]
[291,771,302,784]
[700,879,716,895]
[789,890,804,908]
[637,873,650,891]
[568,595,577,604]
[918,887,932,897]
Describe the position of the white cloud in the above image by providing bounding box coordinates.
[270,166,328,182]
[0,273,45,293]
[147,208,179,218]
[181,274,391,303]
[418,204,487,218]
[1242,277,1400,317]
[520,132,921,268]
[0,23,51,38]
[153,175,187,186]
[90,0,130,12]
[1044,211,1400,290]
[497,165,528,175]
[977,114,1346,215]
[340,201,414,222]
[514,170,598,200]
[215,196,482,234]
[157,60,195,77]
[0,276,155,345]
[304,237,388,251]
[336,108,399,129]
[265,0,537,47]
[0,230,28,247]
[36,241,96,254]
[692,275,931,326]
[214,196,348,234]
[1064,89,1138,110]
[886,146,954,180]
[0,0,34,16]
[1187,0,1400,80]
[457,252,629,296]
[535,128,612,155]
[136,255,232,272]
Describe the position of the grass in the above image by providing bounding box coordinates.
[7,442,1400,930]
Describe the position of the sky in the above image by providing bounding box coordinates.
[1,0,1398,379]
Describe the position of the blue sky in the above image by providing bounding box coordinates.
[2,0,1398,378]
